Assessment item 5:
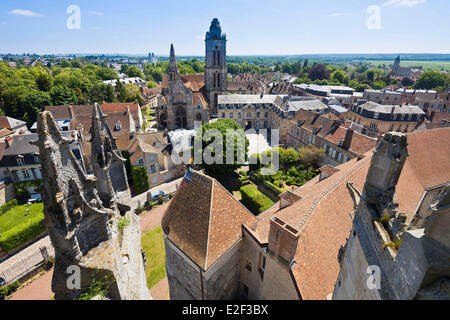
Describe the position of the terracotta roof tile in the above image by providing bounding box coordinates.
[162,170,257,270]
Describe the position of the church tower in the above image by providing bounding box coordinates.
[393,56,400,75]
[205,18,227,113]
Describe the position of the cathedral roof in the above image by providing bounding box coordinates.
[162,169,257,270]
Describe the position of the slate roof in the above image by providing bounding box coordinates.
[357,101,425,115]
[1,131,82,167]
[0,116,26,130]
[218,94,281,105]
[162,169,257,270]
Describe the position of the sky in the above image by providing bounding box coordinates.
[0,0,449,55]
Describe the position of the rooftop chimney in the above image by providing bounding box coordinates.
[4,136,13,148]
[319,165,341,182]
[342,128,354,150]
[68,105,74,118]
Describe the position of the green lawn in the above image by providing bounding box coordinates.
[0,203,44,234]
[141,226,166,289]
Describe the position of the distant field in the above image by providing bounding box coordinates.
[366,60,450,71]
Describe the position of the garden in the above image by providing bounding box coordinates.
[0,200,45,252]
[141,226,166,290]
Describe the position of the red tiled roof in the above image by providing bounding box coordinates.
[45,103,140,122]
[397,127,450,222]
[162,170,257,270]
[251,127,450,300]
[161,74,205,93]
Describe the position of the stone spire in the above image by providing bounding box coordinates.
[168,44,179,81]
[32,111,151,300]
[90,103,129,209]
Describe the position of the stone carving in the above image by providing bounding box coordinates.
[32,106,151,300]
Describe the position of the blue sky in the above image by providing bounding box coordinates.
[0,0,449,55]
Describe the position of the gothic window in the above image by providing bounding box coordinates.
[196,113,203,122]
[176,107,187,129]
[138,159,144,165]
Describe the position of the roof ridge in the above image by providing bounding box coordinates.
[204,179,214,269]
[296,157,370,233]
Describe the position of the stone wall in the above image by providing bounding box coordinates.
[204,240,241,300]
[164,238,203,300]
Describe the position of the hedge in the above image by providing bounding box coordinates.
[131,166,150,195]
[0,212,45,252]
[263,180,283,194]
[0,281,20,300]
[240,185,274,215]
[0,199,18,217]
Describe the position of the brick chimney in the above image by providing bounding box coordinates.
[268,217,299,263]
[4,136,13,148]
[342,128,354,150]
[68,105,74,118]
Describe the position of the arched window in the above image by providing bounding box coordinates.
[176,107,187,129]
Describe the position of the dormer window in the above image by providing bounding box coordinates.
[114,121,123,131]
[16,155,24,165]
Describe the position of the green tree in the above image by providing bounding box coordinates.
[146,80,157,88]
[125,65,144,79]
[49,85,78,105]
[194,119,249,178]
[115,80,127,102]
[330,70,348,84]
[298,145,326,169]
[23,89,52,126]
[308,63,329,81]
[36,72,53,91]
[278,147,300,166]
[415,71,448,90]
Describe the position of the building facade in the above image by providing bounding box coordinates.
[346,101,426,133]
[287,110,378,166]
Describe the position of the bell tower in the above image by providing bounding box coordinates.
[205,18,227,113]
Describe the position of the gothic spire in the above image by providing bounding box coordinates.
[90,102,129,208]
[168,44,179,80]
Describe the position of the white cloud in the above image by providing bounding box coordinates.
[329,13,345,17]
[88,11,104,16]
[9,9,43,17]
[383,0,426,7]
